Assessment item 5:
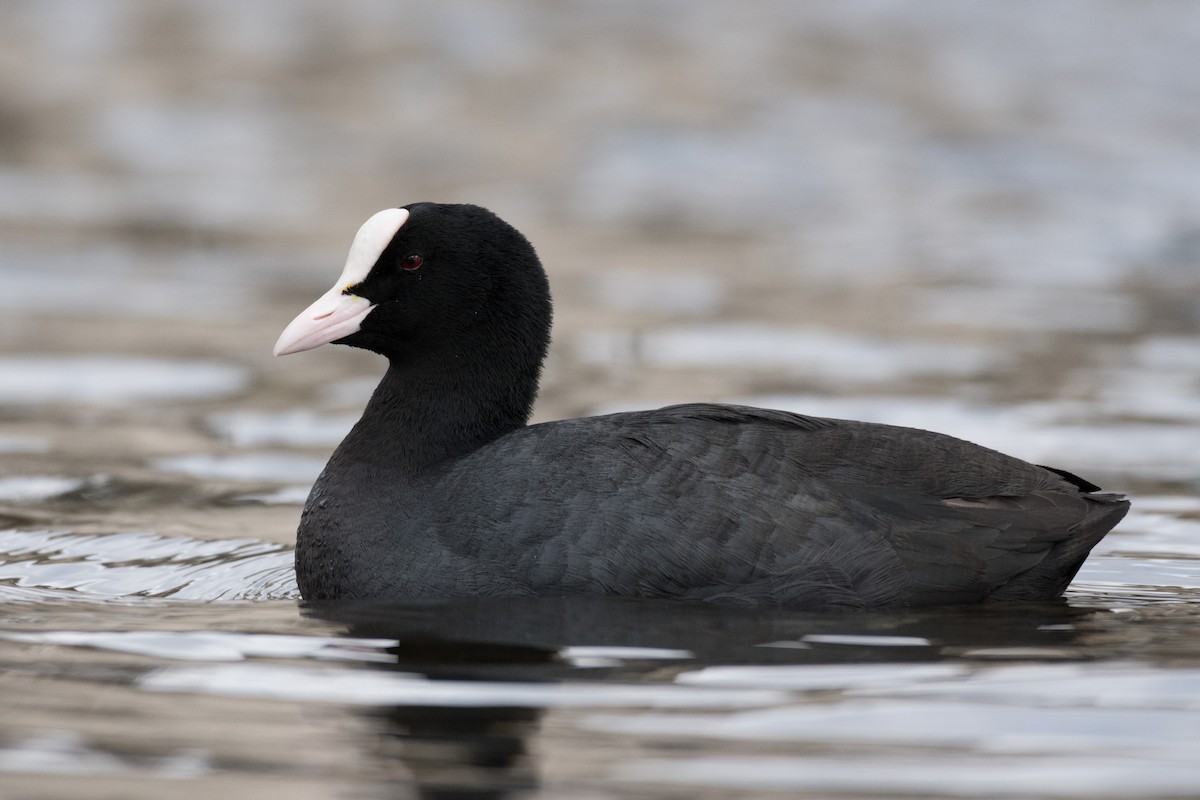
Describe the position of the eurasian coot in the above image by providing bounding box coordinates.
[275,203,1128,608]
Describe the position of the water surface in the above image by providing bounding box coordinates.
[2,2,1199,798]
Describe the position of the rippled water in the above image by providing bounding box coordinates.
[3,2,1200,798]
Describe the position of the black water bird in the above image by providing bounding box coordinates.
[275,203,1128,608]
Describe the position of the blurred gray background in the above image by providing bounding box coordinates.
[2,0,1199,515]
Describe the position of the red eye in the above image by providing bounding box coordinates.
[401,254,423,270]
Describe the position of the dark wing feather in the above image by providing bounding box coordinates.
[562,404,1127,606]
[394,403,1127,608]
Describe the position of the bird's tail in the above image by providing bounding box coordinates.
[988,493,1129,601]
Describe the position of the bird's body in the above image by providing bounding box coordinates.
[276,203,1128,609]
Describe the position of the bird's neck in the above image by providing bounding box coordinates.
[341,341,541,474]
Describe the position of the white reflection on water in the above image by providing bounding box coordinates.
[578,661,1200,776]
[678,663,967,691]
[849,662,1200,709]
[206,409,358,447]
[590,666,1200,761]
[1073,556,1200,596]
[236,485,313,505]
[0,529,296,601]
[0,475,88,503]
[799,633,932,647]
[1134,495,1200,513]
[615,753,1200,797]
[0,630,696,669]
[1099,509,1200,557]
[139,662,786,709]
[152,453,326,483]
[593,660,1200,795]
[0,357,247,405]
[0,630,393,663]
[561,645,694,668]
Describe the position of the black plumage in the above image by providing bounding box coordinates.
[281,202,1128,609]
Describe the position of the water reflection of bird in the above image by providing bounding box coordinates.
[275,203,1128,609]
[308,596,1099,800]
